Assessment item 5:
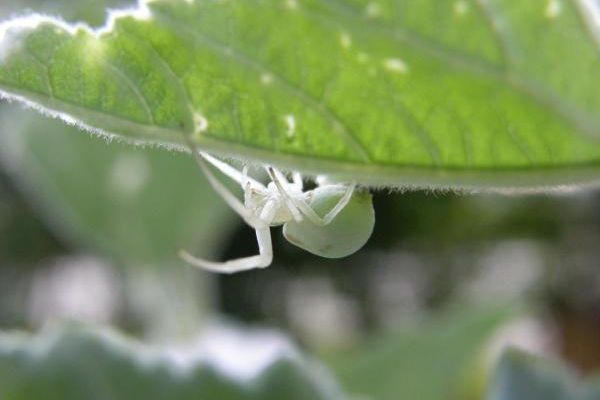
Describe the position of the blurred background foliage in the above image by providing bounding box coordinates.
[487,348,600,400]
[1,0,600,399]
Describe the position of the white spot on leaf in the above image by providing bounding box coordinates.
[545,0,562,18]
[284,0,299,10]
[383,58,408,74]
[194,113,209,133]
[284,114,296,139]
[339,32,352,49]
[365,2,381,18]
[261,73,273,85]
[454,0,469,15]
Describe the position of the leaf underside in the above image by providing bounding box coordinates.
[0,0,599,190]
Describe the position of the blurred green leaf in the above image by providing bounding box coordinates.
[0,325,346,400]
[0,105,234,266]
[487,348,600,400]
[327,305,512,400]
[0,172,64,264]
[1,1,600,189]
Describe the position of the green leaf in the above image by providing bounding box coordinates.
[1,0,600,190]
[325,304,512,400]
[0,105,235,266]
[0,325,347,400]
[487,348,600,400]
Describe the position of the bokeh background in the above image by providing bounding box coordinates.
[1,1,600,399]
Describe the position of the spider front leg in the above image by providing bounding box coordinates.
[264,167,303,222]
[179,133,276,272]
[179,226,273,273]
[292,172,303,190]
[201,152,263,190]
[181,134,264,228]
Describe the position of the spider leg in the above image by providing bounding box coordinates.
[320,182,356,224]
[180,227,273,273]
[266,167,303,222]
[242,165,250,189]
[181,134,264,227]
[292,172,303,190]
[272,168,290,186]
[201,152,264,190]
[270,169,356,226]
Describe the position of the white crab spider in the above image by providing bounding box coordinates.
[180,135,375,274]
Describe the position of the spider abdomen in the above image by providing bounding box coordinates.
[283,186,375,258]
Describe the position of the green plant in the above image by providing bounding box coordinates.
[0,0,599,191]
[0,1,599,399]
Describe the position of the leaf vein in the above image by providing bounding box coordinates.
[103,61,155,124]
[117,27,195,134]
[151,9,372,162]
[314,0,600,139]
[21,47,54,97]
